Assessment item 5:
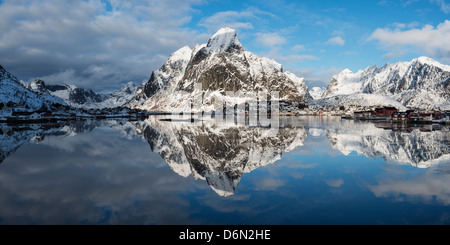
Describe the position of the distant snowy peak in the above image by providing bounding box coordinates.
[321,56,450,109]
[29,82,104,108]
[99,82,139,108]
[309,87,325,100]
[111,81,137,96]
[27,79,139,109]
[28,78,47,93]
[414,56,450,71]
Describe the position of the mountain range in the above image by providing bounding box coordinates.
[0,65,66,110]
[126,28,450,111]
[27,79,139,109]
[1,27,450,111]
[320,56,450,110]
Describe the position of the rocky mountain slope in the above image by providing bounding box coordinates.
[27,79,139,109]
[0,65,67,110]
[127,27,312,112]
[321,57,450,110]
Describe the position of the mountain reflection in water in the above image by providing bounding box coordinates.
[0,116,450,224]
[1,116,449,196]
[134,115,308,196]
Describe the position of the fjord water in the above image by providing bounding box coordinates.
[0,116,449,225]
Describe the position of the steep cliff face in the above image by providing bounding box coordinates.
[127,28,311,112]
[321,57,450,109]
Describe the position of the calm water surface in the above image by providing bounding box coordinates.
[0,116,449,225]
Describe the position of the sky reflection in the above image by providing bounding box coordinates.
[0,117,449,224]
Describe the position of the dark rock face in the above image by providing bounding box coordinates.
[174,41,311,105]
[69,88,105,104]
[182,59,251,94]
[45,84,71,92]
[191,48,209,66]
[29,79,48,93]
[143,72,161,98]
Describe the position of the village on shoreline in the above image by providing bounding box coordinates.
[0,102,150,123]
[279,100,450,125]
[1,99,450,126]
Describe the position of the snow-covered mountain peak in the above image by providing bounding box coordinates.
[331,68,355,82]
[321,68,362,98]
[284,71,305,87]
[341,68,353,74]
[25,78,139,109]
[212,27,235,37]
[309,87,325,100]
[127,27,311,111]
[205,27,243,53]
[168,46,193,63]
[111,81,137,95]
[28,78,47,92]
[321,56,450,109]
[413,56,450,71]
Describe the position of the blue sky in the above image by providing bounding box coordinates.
[0,0,449,91]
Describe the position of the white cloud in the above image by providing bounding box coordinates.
[263,49,318,65]
[253,178,285,191]
[368,167,450,206]
[368,20,450,62]
[326,36,345,46]
[255,32,287,47]
[431,0,450,13]
[291,66,343,89]
[325,179,344,188]
[199,10,255,31]
[382,50,408,59]
[284,54,318,62]
[198,8,276,33]
[389,21,420,30]
[291,44,306,52]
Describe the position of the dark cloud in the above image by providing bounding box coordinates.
[0,0,204,92]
